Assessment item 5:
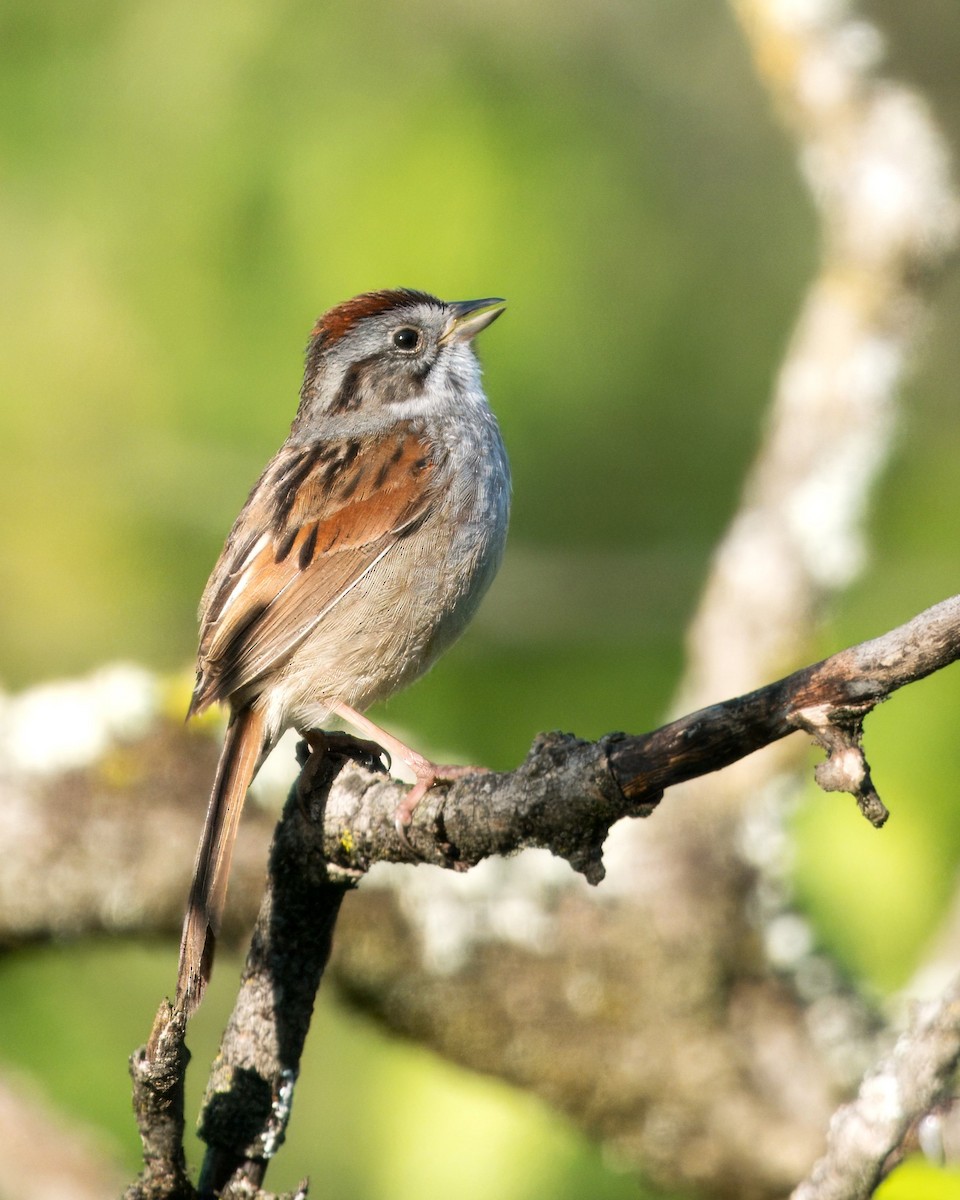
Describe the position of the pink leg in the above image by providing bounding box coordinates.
[332,702,486,843]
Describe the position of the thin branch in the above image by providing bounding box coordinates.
[12,584,956,936]
[126,754,347,1200]
[315,594,960,874]
[193,747,352,1200]
[125,591,960,1197]
[125,1004,194,1200]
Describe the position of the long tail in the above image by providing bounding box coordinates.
[176,705,266,1015]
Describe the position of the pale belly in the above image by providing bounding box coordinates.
[260,471,508,739]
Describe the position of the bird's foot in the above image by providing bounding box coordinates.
[394,761,489,861]
[296,729,391,812]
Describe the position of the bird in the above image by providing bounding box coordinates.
[176,288,510,1014]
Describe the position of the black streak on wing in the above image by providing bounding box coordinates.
[205,528,263,625]
[298,523,319,570]
[273,446,323,527]
[337,464,364,501]
[192,601,269,711]
[274,527,298,563]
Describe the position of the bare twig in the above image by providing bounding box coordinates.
[125,1004,194,1200]
[314,594,960,873]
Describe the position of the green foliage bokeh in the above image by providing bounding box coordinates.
[3,1,960,1195]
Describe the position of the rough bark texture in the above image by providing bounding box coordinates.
[300,595,960,876]
[114,592,960,1199]
[196,748,350,1199]
[6,2,960,1198]
[125,1003,195,1200]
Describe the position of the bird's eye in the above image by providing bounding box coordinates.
[392,327,422,352]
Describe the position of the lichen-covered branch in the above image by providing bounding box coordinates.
[122,591,960,1198]
[11,593,959,952]
[682,0,960,710]
[792,972,960,1200]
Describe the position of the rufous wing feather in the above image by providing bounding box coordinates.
[190,426,443,715]
[176,705,266,1014]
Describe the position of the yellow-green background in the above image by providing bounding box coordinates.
[2,1,960,1196]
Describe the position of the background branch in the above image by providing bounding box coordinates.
[313,3,960,1194]
[3,2,960,1198]
[122,590,960,1197]
[793,971,960,1200]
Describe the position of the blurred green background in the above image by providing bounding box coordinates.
[3,1,960,1196]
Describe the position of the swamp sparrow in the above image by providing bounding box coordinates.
[177,289,509,1013]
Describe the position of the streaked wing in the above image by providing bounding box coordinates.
[190,426,441,713]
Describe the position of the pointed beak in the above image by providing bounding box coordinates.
[438,297,507,346]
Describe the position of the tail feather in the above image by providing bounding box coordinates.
[176,705,266,1015]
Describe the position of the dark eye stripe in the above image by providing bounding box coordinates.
[329,357,374,414]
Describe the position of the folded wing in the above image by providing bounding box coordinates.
[190,425,441,714]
